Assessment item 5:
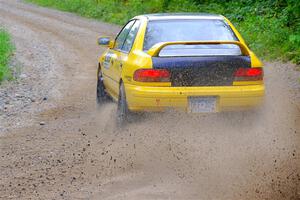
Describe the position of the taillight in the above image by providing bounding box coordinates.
[133,69,171,82]
[234,67,263,81]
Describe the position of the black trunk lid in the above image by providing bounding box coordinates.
[152,56,251,86]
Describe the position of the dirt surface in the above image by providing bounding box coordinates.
[0,1,300,199]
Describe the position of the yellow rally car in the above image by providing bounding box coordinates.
[96,14,265,123]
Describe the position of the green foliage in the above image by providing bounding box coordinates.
[26,0,300,64]
[0,29,14,83]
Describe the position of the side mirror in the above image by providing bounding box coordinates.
[97,37,114,48]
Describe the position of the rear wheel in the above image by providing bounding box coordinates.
[117,82,129,125]
[96,68,109,105]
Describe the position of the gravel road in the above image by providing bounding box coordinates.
[0,1,300,199]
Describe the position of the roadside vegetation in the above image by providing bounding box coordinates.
[0,29,14,83]
[26,0,300,64]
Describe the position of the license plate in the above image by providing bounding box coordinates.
[188,96,217,113]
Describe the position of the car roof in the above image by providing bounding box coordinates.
[135,13,224,21]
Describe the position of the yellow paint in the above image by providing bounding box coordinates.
[125,84,264,111]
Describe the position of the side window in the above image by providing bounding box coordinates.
[114,20,135,50]
[122,20,141,53]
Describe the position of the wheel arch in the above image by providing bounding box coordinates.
[119,78,123,87]
[97,63,101,77]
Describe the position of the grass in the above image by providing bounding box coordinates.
[0,29,14,83]
[26,0,300,64]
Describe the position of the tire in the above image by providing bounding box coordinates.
[117,82,129,125]
[96,68,109,105]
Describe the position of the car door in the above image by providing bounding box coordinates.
[111,20,141,95]
[102,20,135,98]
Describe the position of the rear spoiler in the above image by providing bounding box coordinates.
[147,41,250,57]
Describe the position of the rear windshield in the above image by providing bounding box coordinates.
[143,19,241,56]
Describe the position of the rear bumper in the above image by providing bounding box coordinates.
[125,83,265,112]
